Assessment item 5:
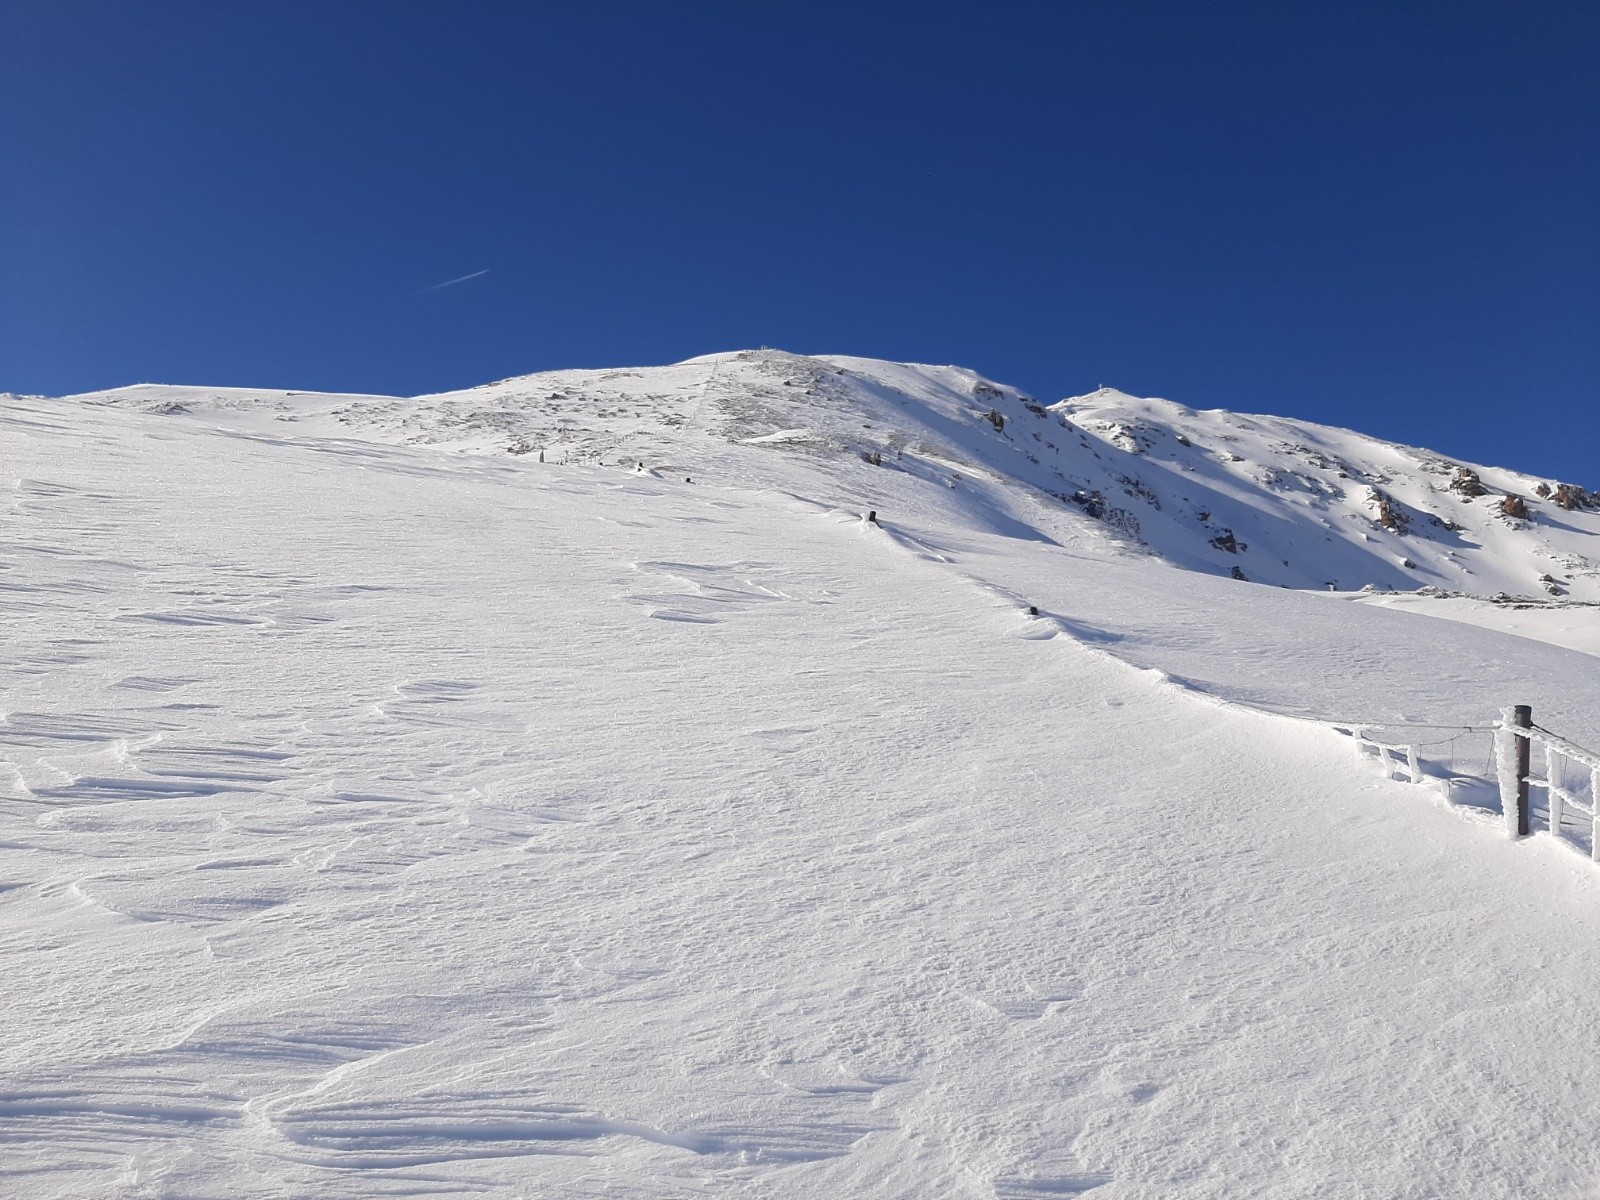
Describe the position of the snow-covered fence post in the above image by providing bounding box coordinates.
[1378,743,1395,780]
[1496,707,1534,838]
[1513,706,1533,837]
[1547,744,1566,839]
[1592,766,1600,863]
[1405,745,1421,785]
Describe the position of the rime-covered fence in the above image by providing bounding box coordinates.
[1350,727,1427,788]
[1338,722,1483,807]
[1331,709,1600,863]
[1498,712,1600,860]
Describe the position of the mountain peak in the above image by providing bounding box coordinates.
[57,353,1600,603]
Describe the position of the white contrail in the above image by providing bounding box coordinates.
[418,268,489,293]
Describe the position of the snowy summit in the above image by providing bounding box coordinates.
[73,349,1600,603]
[6,350,1600,1197]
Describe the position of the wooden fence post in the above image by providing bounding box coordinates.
[1513,705,1533,837]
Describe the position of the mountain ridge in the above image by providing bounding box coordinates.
[46,348,1600,602]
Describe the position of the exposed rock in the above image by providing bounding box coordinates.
[1102,507,1143,541]
[1069,489,1105,520]
[1450,467,1489,498]
[1279,441,1362,478]
[1500,494,1529,520]
[1116,474,1161,510]
[1086,419,1155,455]
[1552,482,1595,511]
[1367,487,1410,534]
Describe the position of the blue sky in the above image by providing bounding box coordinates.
[3,2,1596,481]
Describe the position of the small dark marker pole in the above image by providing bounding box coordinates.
[1513,704,1533,837]
[866,510,877,524]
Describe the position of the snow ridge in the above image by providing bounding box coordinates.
[63,349,1600,602]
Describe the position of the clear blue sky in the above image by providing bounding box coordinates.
[4,2,1596,481]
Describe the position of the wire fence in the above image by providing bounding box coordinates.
[1500,716,1600,859]
[1320,707,1600,864]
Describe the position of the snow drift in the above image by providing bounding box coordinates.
[5,353,1600,1198]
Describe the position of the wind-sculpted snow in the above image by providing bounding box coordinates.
[5,369,1600,1196]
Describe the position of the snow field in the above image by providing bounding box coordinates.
[4,397,1600,1196]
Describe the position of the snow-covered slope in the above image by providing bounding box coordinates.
[8,357,1600,1197]
[65,349,1600,603]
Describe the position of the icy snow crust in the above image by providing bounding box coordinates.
[6,353,1600,1196]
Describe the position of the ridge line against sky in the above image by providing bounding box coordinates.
[2,1,1595,482]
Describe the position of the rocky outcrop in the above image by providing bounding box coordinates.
[1451,467,1489,498]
